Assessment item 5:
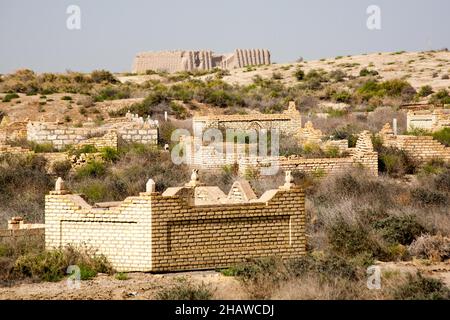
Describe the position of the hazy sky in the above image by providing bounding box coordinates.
[0,0,449,73]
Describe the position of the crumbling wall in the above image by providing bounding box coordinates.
[380,123,450,163]
[132,50,214,73]
[132,49,271,74]
[221,49,271,69]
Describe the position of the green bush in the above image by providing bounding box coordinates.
[357,79,415,101]
[78,181,109,202]
[327,219,381,258]
[430,89,450,105]
[90,70,117,84]
[68,144,98,157]
[115,272,129,280]
[14,250,67,282]
[287,254,358,280]
[51,160,72,178]
[0,154,53,221]
[61,95,72,101]
[373,216,426,245]
[30,142,56,153]
[432,127,450,147]
[332,91,352,103]
[293,68,305,81]
[359,68,379,77]
[331,125,358,147]
[378,147,417,177]
[411,187,448,207]
[156,278,213,300]
[434,169,450,192]
[393,273,450,300]
[13,247,112,282]
[2,93,20,102]
[101,147,120,162]
[417,85,433,97]
[75,161,106,178]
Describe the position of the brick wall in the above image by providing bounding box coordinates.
[27,115,158,150]
[407,108,450,131]
[0,217,44,244]
[45,176,306,272]
[192,101,301,136]
[182,131,378,176]
[380,123,450,164]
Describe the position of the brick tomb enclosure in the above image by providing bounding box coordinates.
[27,112,159,150]
[379,123,450,164]
[0,217,44,245]
[406,107,450,132]
[45,172,306,272]
[184,102,378,176]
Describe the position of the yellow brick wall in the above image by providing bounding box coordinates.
[45,185,306,272]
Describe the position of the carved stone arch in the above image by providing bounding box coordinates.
[246,121,263,131]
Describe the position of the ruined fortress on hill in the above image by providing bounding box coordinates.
[132,49,271,73]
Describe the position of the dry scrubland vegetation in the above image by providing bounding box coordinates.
[1,49,450,299]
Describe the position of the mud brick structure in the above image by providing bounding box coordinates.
[132,49,271,74]
[296,121,348,152]
[0,117,28,143]
[0,217,44,244]
[0,143,33,156]
[45,172,306,272]
[407,108,450,131]
[238,131,378,176]
[183,112,377,176]
[27,113,158,150]
[379,123,450,164]
[193,101,301,136]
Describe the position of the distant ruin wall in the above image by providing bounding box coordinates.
[132,49,271,74]
[221,49,271,69]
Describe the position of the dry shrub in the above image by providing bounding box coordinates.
[408,234,450,262]
[156,277,213,300]
[272,275,372,300]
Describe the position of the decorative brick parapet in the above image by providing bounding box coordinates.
[45,173,306,272]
